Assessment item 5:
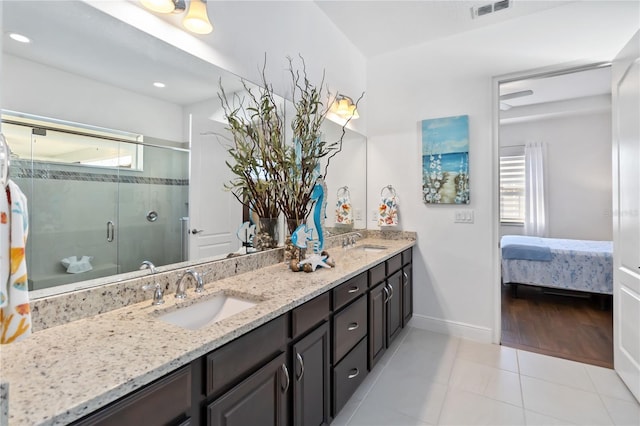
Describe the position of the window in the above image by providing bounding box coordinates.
[500,147,525,224]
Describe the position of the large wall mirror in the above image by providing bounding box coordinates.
[1,1,366,298]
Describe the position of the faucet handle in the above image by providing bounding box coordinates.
[142,282,165,306]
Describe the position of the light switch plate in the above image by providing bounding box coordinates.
[454,209,474,223]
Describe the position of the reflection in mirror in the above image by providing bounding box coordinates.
[321,119,367,235]
[1,0,367,299]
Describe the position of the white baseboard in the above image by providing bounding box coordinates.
[408,314,493,343]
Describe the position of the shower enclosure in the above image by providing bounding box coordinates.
[3,115,189,291]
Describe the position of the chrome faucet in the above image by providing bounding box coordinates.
[350,232,363,246]
[139,260,157,274]
[175,269,204,299]
[140,261,164,305]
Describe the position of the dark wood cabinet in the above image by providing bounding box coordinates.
[402,265,413,326]
[207,352,289,426]
[333,295,367,363]
[75,246,413,426]
[71,365,192,426]
[368,281,387,369]
[292,322,331,426]
[332,337,368,415]
[386,270,403,346]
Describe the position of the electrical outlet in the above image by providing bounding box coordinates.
[371,209,378,222]
[355,208,363,221]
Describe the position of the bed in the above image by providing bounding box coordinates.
[501,235,613,295]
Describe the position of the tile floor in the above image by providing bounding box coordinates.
[332,327,640,426]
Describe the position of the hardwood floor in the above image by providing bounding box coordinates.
[501,283,613,368]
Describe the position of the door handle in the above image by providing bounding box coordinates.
[296,352,304,381]
[106,221,114,242]
[281,364,290,392]
[403,272,408,284]
[383,286,390,303]
[388,283,394,300]
[348,368,359,379]
[190,228,204,234]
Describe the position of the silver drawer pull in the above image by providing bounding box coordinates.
[281,364,290,392]
[347,322,359,331]
[347,286,359,293]
[348,368,359,379]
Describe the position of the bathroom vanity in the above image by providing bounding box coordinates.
[0,236,414,425]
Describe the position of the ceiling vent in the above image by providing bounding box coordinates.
[471,0,511,19]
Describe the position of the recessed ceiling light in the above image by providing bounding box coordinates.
[9,33,31,43]
[153,82,166,88]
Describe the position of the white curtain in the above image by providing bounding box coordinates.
[524,142,547,237]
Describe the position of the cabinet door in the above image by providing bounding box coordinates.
[386,271,403,346]
[368,282,387,370]
[72,365,192,426]
[402,265,413,327]
[292,322,330,426]
[207,353,289,426]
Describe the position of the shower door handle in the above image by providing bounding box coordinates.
[107,221,115,242]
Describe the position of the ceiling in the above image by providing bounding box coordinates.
[314,0,573,58]
[2,1,616,114]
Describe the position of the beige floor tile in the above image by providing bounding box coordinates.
[518,350,596,392]
[520,376,612,425]
[457,339,519,373]
[601,395,640,426]
[585,364,638,402]
[438,388,525,425]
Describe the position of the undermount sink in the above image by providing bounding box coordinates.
[354,244,388,253]
[158,294,258,330]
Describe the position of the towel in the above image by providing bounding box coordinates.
[378,195,399,226]
[335,195,353,225]
[61,255,94,274]
[0,180,31,344]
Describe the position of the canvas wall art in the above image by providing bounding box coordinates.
[422,115,470,204]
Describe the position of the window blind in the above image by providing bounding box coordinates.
[500,154,525,223]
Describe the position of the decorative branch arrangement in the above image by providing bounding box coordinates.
[219,55,363,245]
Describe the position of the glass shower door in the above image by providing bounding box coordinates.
[116,143,189,274]
[27,128,119,290]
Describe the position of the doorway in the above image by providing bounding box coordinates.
[494,64,614,367]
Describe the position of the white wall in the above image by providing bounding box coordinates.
[366,1,639,342]
[501,110,613,241]
[2,55,184,142]
[91,1,368,136]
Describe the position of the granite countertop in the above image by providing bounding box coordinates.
[0,238,414,425]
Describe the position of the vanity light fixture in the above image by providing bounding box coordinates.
[140,0,213,35]
[331,94,359,120]
[153,82,166,88]
[9,33,31,43]
[182,0,213,34]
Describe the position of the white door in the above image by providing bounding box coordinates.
[612,30,640,402]
[188,114,241,260]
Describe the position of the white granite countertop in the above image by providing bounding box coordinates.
[0,238,414,426]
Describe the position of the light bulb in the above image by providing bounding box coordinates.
[140,0,176,14]
[183,0,213,34]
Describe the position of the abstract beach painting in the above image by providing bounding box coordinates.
[422,115,470,204]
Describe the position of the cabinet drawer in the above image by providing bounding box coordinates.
[333,295,367,363]
[72,365,191,426]
[333,272,367,311]
[368,262,385,287]
[333,337,368,416]
[291,291,330,339]
[386,254,402,275]
[206,314,287,397]
[402,248,412,265]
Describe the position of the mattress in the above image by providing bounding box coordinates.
[501,236,613,295]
